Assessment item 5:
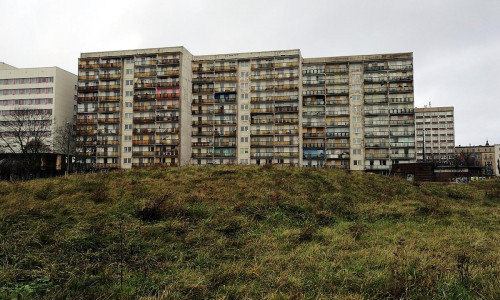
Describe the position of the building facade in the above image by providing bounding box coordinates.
[455,142,495,176]
[495,144,500,177]
[415,106,455,163]
[0,62,77,154]
[76,47,415,173]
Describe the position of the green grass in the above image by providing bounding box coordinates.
[0,165,499,299]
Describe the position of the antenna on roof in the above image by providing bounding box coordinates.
[428,101,431,107]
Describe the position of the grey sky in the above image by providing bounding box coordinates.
[1,0,498,146]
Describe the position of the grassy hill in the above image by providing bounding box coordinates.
[0,165,499,299]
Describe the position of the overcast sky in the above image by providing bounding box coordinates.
[1,0,498,146]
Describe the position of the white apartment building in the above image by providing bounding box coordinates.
[415,106,455,163]
[0,62,77,154]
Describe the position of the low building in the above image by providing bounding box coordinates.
[455,141,495,176]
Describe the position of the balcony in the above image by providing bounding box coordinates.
[192,131,215,136]
[364,65,388,72]
[303,111,325,117]
[390,142,416,148]
[364,87,388,94]
[251,141,274,147]
[79,63,99,70]
[390,153,415,159]
[156,150,179,157]
[389,120,414,126]
[100,74,121,80]
[192,142,213,147]
[326,110,350,116]
[250,130,273,136]
[157,93,179,100]
[363,77,386,83]
[303,90,325,96]
[156,139,179,145]
[388,64,413,71]
[365,131,389,137]
[155,116,179,122]
[251,108,274,114]
[97,129,119,135]
[214,76,237,82]
[303,122,326,127]
[98,118,120,124]
[325,79,349,85]
[326,143,350,149]
[275,129,299,135]
[192,153,215,158]
[365,142,390,148]
[250,152,274,158]
[365,109,389,116]
[304,143,325,149]
[133,116,155,123]
[135,60,157,67]
[193,87,214,93]
[132,151,155,157]
[96,152,119,157]
[156,104,179,111]
[98,85,121,91]
[134,94,156,101]
[78,75,97,81]
[133,105,155,112]
[274,62,299,69]
[99,96,120,101]
[214,109,237,114]
[134,82,156,89]
[78,96,98,102]
[158,58,180,65]
[132,140,155,146]
[390,131,414,137]
[96,140,120,146]
[364,98,388,105]
[325,67,348,73]
[389,75,413,82]
[303,132,326,138]
[274,152,299,158]
[326,122,349,127]
[326,89,349,95]
[214,87,236,93]
[99,62,121,69]
[389,87,413,93]
[275,118,299,124]
[303,154,326,159]
[192,109,214,115]
[365,153,389,159]
[76,130,97,135]
[98,107,119,113]
[77,118,97,124]
[136,71,157,78]
[193,66,215,73]
[192,98,215,104]
[325,100,349,105]
[326,132,349,138]
[251,63,274,70]
[304,100,325,106]
[214,141,237,147]
[214,66,237,72]
[157,81,179,87]
[303,69,325,75]
[157,70,180,76]
[78,86,98,92]
[76,141,96,147]
[192,120,214,126]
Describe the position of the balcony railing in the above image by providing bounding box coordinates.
[156,116,179,122]
[390,142,416,148]
[132,140,155,145]
[365,142,390,148]
[99,96,120,101]
[96,163,119,169]
[303,132,326,138]
[78,75,97,81]
[78,86,98,92]
[100,74,121,80]
[303,143,325,148]
[365,131,389,137]
[99,62,121,69]
[133,151,155,157]
[157,70,180,76]
[303,154,326,159]
[326,132,349,138]
[78,96,98,102]
[326,89,349,95]
[98,85,121,91]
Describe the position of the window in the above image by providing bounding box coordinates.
[241,94,249,99]
[126,69,133,74]
[240,115,249,121]
[125,113,132,119]
[125,124,132,130]
[124,135,132,141]
[240,61,249,67]
[125,102,132,107]
[240,83,249,89]
[125,80,133,86]
[240,148,249,154]
[240,104,249,110]
[353,149,361,155]
[125,58,134,63]
[240,126,248,132]
[125,91,133,97]
[123,147,131,153]
[351,95,361,102]
[240,159,249,164]
[353,127,361,133]
[353,160,362,165]
[123,158,131,164]
[240,137,248,143]
[240,71,249,77]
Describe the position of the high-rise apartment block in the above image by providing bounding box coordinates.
[76,47,415,173]
[0,62,77,153]
[415,106,455,163]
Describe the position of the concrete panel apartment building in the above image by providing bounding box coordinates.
[0,62,77,153]
[76,47,415,173]
[414,106,455,163]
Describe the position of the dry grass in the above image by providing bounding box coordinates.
[0,165,499,299]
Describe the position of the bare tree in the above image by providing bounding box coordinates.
[0,109,52,179]
[53,120,76,176]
